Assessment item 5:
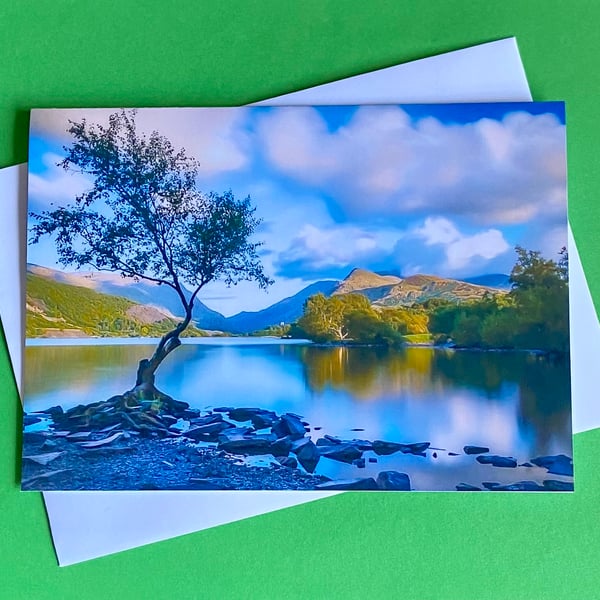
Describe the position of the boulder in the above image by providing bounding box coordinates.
[23,415,42,426]
[320,444,363,464]
[456,483,481,491]
[315,477,378,491]
[463,445,490,455]
[377,471,411,491]
[353,458,366,469]
[41,405,64,418]
[272,414,307,440]
[530,455,573,477]
[217,427,254,442]
[291,438,320,473]
[476,455,517,468]
[269,436,293,457]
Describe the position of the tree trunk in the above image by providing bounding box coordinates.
[130,302,193,400]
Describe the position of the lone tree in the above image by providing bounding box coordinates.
[30,110,272,400]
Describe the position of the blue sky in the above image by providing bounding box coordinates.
[28,103,567,316]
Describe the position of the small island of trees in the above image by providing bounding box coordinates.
[286,246,569,354]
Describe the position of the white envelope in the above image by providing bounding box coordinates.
[4,37,592,567]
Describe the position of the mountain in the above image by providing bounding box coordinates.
[223,280,339,333]
[462,274,511,290]
[26,271,205,338]
[27,264,228,330]
[331,269,503,308]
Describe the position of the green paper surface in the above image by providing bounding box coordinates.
[1,1,599,598]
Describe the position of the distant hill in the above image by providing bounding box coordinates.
[223,280,339,333]
[26,271,205,338]
[27,264,228,330]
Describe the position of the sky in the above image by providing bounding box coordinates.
[28,103,567,316]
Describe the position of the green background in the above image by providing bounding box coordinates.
[1,1,599,598]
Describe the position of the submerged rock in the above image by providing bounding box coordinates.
[228,407,277,428]
[353,458,366,469]
[476,455,517,468]
[491,481,544,491]
[463,445,490,455]
[530,455,573,477]
[377,471,411,491]
[315,477,378,491]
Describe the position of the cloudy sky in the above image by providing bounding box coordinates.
[28,103,567,316]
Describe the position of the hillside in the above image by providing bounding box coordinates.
[27,264,228,330]
[26,273,206,339]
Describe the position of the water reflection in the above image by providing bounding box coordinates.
[24,340,572,490]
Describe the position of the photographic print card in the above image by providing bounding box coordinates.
[22,103,572,492]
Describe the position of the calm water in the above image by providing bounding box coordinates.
[25,338,573,490]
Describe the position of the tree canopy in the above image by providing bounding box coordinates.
[30,110,272,393]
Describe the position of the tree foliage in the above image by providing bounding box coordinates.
[30,110,271,393]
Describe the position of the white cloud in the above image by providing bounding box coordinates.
[411,217,510,272]
[28,152,93,206]
[256,106,567,229]
[280,224,380,271]
[30,108,251,176]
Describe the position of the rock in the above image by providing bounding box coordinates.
[22,452,64,466]
[314,426,322,431]
[277,456,298,469]
[41,439,59,451]
[41,405,64,418]
[432,452,437,458]
[481,482,501,490]
[463,445,490,455]
[213,406,234,413]
[228,407,277,425]
[353,458,366,468]
[269,436,293,457]
[77,432,123,448]
[530,455,573,477]
[324,435,343,445]
[184,421,233,441]
[350,428,365,431]
[368,457,378,463]
[372,440,430,456]
[315,478,378,491]
[291,438,320,473]
[23,415,42,426]
[66,431,92,440]
[272,414,307,440]
[476,455,517,468]
[218,433,277,455]
[217,427,254,442]
[543,479,574,491]
[189,413,223,426]
[519,462,533,467]
[448,452,459,456]
[320,444,362,464]
[345,439,373,451]
[372,440,403,455]
[491,481,544,491]
[23,431,48,444]
[377,471,411,491]
[456,483,481,491]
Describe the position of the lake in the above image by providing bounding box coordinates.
[24,338,573,490]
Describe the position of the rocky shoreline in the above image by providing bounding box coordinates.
[21,396,574,492]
